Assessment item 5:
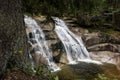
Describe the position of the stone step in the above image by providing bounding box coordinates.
[87,43,120,53]
[65,20,77,23]
[66,23,78,27]
[63,17,77,25]
[90,51,120,64]
[84,32,120,47]
[63,17,77,21]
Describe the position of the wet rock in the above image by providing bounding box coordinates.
[100,63,120,79]
[42,22,54,31]
[57,66,78,80]
[44,31,57,40]
[118,45,120,52]
[59,54,68,64]
[69,62,102,80]
[88,43,119,52]
[84,32,120,47]
[90,51,120,65]
[57,63,102,80]
[32,51,48,67]
[53,50,68,64]
[57,63,120,80]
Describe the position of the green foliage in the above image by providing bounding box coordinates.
[54,76,59,80]
[36,65,54,80]
[23,0,105,17]
[23,64,59,80]
[94,74,118,80]
[95,74,109,80]
[102,29,120,37]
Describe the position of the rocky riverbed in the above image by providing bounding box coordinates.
[35,16,120,80]
[35,16,120,67]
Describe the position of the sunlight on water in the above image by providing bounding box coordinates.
[78,59,102,64]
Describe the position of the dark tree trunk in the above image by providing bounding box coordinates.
[113,11,120,30]
[0,0,30,78]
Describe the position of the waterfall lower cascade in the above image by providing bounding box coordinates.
[24,16,60,72]
[52,17,101,64]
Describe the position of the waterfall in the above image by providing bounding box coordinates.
[52,17,101,64]
[24,16,60,72]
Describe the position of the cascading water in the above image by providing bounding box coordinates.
[24,16,60,72]
[52,17,101,64]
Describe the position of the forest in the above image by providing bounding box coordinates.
[0,0,120,80]
[23,0,120,30]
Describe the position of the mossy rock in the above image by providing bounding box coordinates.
[57,66,79,80]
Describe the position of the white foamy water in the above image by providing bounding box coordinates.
[52,17,102,65]
[24,16,60,72]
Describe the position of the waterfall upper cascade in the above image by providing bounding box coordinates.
[52,17,101,64]
[24,16,60,72]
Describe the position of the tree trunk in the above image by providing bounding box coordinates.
[0,0,30,77]
[113,11,120,30]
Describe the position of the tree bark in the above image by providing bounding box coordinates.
[0,0,30,77]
